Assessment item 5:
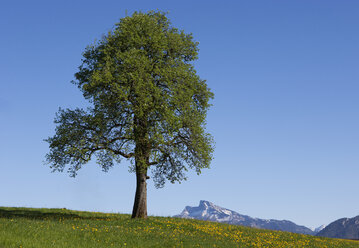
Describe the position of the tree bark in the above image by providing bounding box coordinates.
[131,168,148,218]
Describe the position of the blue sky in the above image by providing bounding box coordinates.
[0,0,358,229]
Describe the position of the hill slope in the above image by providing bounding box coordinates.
[0,206,358,248]
[175,200,315,235]
[317,215,359,240]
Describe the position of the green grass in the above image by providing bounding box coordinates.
[0,207,358,248]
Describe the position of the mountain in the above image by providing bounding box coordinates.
[174,200,315,235]
[316,216,359,240]
[313,224,326,233]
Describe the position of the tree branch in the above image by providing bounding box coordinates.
[106,147,134,158]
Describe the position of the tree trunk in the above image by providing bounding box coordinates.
[131,115,149,218]
[131,169,148,218]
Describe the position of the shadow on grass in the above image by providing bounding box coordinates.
[0,209,108,221]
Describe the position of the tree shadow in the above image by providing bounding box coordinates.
[0,208,107,221]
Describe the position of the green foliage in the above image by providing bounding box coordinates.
[1,207,358,248]
[45,11,214,187]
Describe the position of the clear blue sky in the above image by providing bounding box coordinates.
[0,0,358,229]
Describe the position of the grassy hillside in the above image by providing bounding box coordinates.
[0,207,358,248]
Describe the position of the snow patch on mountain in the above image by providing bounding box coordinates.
[313,225,326,233]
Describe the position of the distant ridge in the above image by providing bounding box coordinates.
[317,215,359,240]
[174,200,315,235]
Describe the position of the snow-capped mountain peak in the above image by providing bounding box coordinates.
[175,200,315,235]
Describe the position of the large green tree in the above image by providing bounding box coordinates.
[45,11,214,218]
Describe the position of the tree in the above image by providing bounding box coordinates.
[45,11,214,218]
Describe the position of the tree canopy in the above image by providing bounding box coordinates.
[45,11,214,218]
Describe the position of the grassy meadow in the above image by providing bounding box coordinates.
[0,207,358,248]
